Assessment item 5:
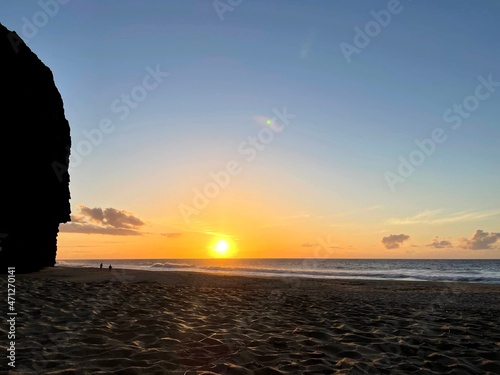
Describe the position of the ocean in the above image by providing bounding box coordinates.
[56,258,500,284]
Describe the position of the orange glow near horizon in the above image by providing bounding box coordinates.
[55,184,500,261]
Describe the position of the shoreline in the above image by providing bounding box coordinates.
[20,265,500,288]
[3,267,500,374]
[54,259,500,285]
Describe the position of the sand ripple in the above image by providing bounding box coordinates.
[1,269,499,374]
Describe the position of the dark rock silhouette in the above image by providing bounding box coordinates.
[0,23,71,273]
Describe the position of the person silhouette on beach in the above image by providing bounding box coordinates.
[100,263,103,270]
[109,264,112,271]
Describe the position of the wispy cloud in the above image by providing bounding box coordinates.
[388,209,500,225]
[381,234,410,249]
[202,231,238,239]
[330,205,384,219]
[160,233,183,238]
[60,205,145,236]
[260,213,315,228]
[366,205,384,211]
[60,224,142,236]
[301,241,341,249]
[458,230,500,250]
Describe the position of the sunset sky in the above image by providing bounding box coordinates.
[2,0,499,259]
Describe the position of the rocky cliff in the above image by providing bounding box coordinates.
[0,23,71,272]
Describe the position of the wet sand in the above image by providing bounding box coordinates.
[1,267,500,374]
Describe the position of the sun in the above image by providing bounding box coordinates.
[211,239,230,258]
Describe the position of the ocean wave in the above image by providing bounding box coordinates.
[54,259,500,284]
[190,267,500,284]
[150,262,193,269]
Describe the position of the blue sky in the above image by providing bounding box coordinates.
[2,0,499,258]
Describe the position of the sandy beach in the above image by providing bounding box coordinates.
[2,267,500,374]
